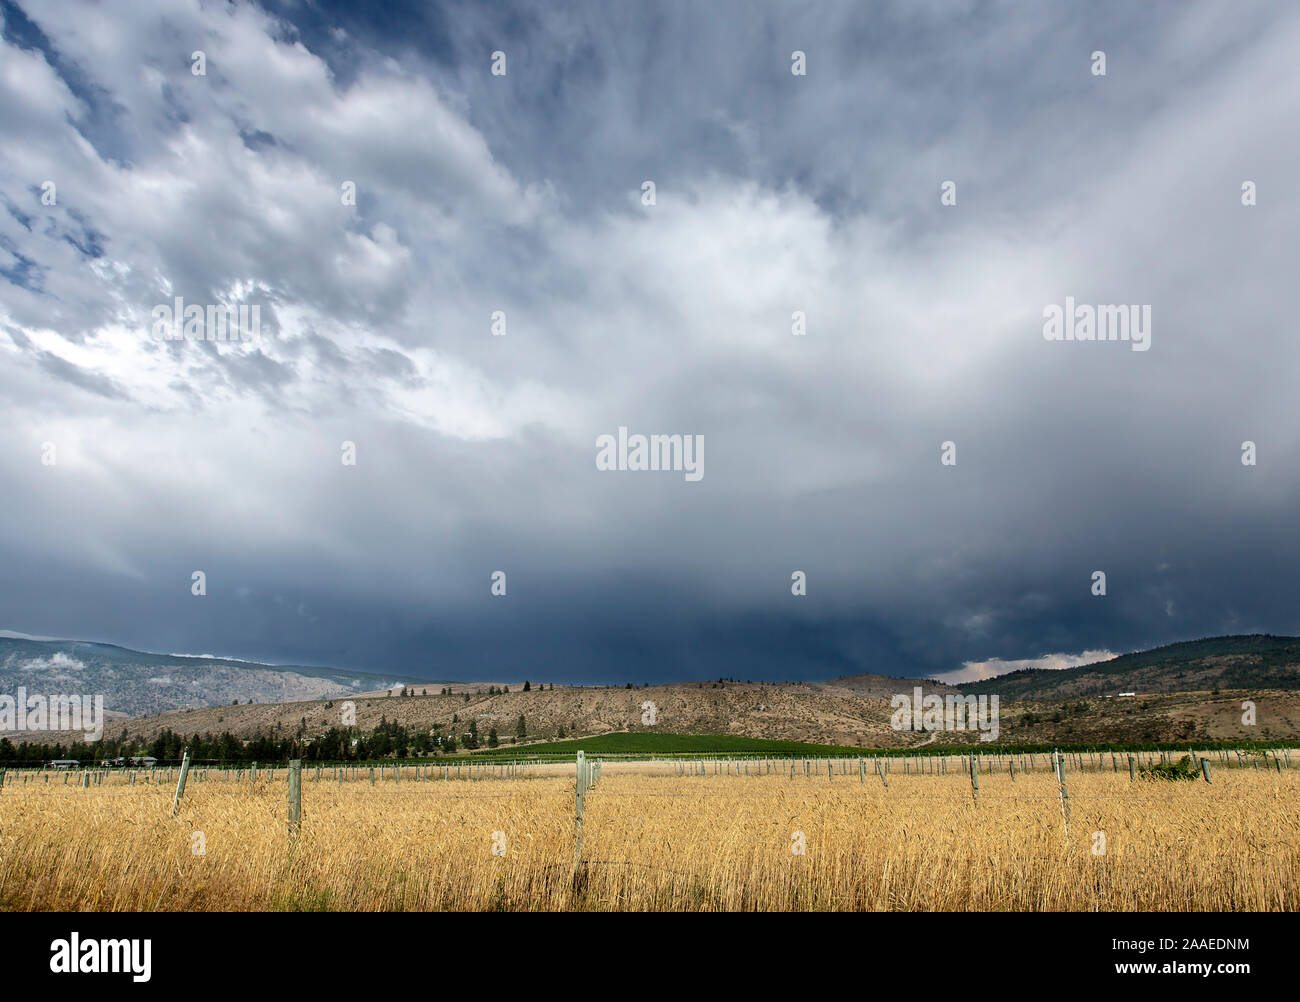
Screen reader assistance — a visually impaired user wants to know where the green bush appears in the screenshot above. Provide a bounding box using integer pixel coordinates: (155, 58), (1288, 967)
(1141, 754), (1200, 781)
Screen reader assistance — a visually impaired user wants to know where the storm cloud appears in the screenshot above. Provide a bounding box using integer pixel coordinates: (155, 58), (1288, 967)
(1, 0), (1297, 682)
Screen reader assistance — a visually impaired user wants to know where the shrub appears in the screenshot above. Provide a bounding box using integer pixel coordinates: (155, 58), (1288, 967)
(1141, 754), (1200, 781)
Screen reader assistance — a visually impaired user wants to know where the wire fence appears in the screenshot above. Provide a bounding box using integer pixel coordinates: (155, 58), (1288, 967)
(2, 745), (1294, 788)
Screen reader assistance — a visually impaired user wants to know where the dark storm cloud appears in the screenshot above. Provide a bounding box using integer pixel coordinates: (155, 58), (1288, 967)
(0, 0), (1296, 682)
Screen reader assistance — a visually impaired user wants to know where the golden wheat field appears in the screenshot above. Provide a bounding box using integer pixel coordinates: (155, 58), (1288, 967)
(1, 758), (1297, 911)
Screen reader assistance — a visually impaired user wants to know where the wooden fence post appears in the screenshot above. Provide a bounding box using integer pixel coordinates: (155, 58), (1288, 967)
(1054, 749), (1070, 829)
(574, 751), (586, 875)
(171, 748), (192, 815)
(288, 759), (302, 839)
(969, 754), (979, 804)
(1129, 755), (1136, 782)
(1199, 757), (1211, 784)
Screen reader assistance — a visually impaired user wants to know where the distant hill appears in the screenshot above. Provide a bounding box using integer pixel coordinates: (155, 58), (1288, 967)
(957, 634), (1300, 699)
(0, 637), (424, 718)
(8, 633), (1300, 750)
(54, 679), (916, 751)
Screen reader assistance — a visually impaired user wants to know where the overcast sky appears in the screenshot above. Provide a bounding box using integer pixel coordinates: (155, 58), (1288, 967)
(1, 0), (1297, 684)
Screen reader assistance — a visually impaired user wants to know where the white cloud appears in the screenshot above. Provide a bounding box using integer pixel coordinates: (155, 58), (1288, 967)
(936, 650), (1119, 685)
(18, 652), (88, 676)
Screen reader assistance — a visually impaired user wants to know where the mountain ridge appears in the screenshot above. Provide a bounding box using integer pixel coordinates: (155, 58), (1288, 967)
(956, 634), (1300, 698)
(0, 636), (427, 717)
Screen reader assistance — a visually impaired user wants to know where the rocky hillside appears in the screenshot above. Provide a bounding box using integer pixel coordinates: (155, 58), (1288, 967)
(0, 637), (421, 718)
(68, 682), (1300, 752)
(957, 635), (1300, 700)
(93, 680), (915, 749)
(9, 634), (1300, 751)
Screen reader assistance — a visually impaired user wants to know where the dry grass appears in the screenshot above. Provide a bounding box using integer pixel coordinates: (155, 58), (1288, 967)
(1, 761), (1296, 911)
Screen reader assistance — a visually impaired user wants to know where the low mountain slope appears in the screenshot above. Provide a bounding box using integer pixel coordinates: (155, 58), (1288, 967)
(0, 637), (422, 718)
(957, 635), (1300, 699)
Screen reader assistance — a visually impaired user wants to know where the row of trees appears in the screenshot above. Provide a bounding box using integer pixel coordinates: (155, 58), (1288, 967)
(0, 712), (533, 765)
(422, 681), (554, 696)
